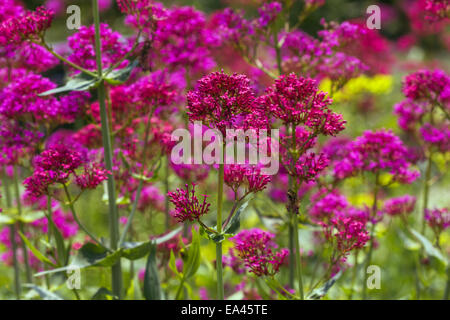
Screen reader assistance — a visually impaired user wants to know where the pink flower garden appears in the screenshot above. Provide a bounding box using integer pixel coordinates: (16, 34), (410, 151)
(0, 0), (449, 300)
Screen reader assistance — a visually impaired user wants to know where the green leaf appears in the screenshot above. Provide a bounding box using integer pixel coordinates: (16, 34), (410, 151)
(182, 227), (201, 279)
(398, 230), (420, 251)
(38, 72), (98, 96)
(307, 271), (342, 300)
(91, 287), (116, 300)
(169, 250), (182, 278)
(73, 243), (122, 268)
(0, 214), (15, 224)
(19, 232), (57, 267)
(47, 216), (67, 266)
(154, 227), (182, 245)
(131, 173), (157, 183)
(224, 198), (251, 235)
(34, 243), (121, 277)
(121, 227), (182, 260)
(409, 228), (448, 267)
(23, 284), (63, 300)
(104, 60), (138, 85)
(200, 225), (225, 243)
(122, 241), (152, 261)
(19, 211), (46, 223)
(143, 242), (161, 300)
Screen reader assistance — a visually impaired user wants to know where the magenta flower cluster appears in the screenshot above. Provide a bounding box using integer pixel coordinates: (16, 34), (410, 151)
(382, 195), (416, 217)
(0, 6), (53, 45)
(167, 183), (210, 223)
(228, 229), (288, 277)
(23, 145), (109, 198)
(321, 216), (370, 262)
(333, 129), (420, 184)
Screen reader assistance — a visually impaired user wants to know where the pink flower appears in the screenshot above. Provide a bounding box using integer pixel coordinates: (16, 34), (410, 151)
(420, 123), (450, 153)
(67, 23), (131, 72)
(23, 145), (108, 198)
(187, 71), (256, 134)
(394, 99), (425, 131)
(294, 152), (329, 183)
(168, 184), (210, 223)
(74, 163), (110, 190)
(0, 6), (54, 45)
(321, 216), (370, 262)
(424, 0), (450, 21)
(383, 195), (416, 217)
(332, 130), (420, 183)
(224, 164), (271, 197)
(229, 229), (288, 277)
(257, 2), (282, 28)
(403, 69), (450, 106)
(425, 208), (449, 234)
(261, 74), (345, 136)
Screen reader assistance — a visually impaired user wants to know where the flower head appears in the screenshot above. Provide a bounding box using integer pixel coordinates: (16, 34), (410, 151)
(261, 74), (345, 136)
(321, 216), (370, 262)
(187, 71), (256, 134)
(224, 164), (271, 196)
(403, 69), (450, 106)
(229, 229), (288, 277)
(383, 195), (416, 217)
(24, 145), (107, 198)
(168, 183), (210, 223)
(0, 6), (53, 45)
(333, 130), (420, 183)
(425, 208), (449, 234)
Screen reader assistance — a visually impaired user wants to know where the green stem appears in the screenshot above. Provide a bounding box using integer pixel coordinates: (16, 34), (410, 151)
(93, 0), (122, 299)
(216, 162), (224, 300)
(348, 250), (359, 300)
(421, 151), (433, 234)
(362, 172), (380, 300)
(3, 173), (20, 298)
(35, 40), (98, 78)
(118, 108), (155, 247)
(62, 184), (109, 251)
(444, 266), (450, 300)
(175, 277), (186, 300)
(164, 157), (171, 231)
(292, 211), (304, 299)
(13, 166), (32, 283)
(273, 32), (282, 76)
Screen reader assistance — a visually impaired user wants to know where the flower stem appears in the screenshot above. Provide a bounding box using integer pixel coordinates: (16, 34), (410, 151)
(118, 108), (155, 247)
(216, 162), (225, 300)
(33, 39), (98, 78)
(421, 151), (433, 234)
(62, 184), (110, 252)
(362, 171), (380, 299)
(348, 250), (359, 300)
(444, 266), (450, 300)
(13, 166), (32, 284)
(292, 210), (304, 299)
(2, 172), (21, 298)
(93, 0), (122, 299)
(164, 157), (171, 231)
